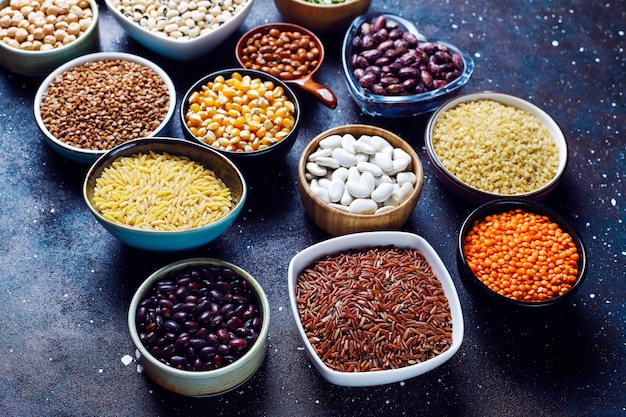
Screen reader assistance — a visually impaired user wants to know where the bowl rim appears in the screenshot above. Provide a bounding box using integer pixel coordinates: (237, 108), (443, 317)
(0, 0), (99, 56)
(128, 257), (270, 380)
(276, 0), (369, 8)
(34, 51), (176, 157)
(341, 12), (475, 105)
(103, 0), (255, 46)
(82, 136), (248, 235)
(297, 123), (423, 220)
(424, 90), (569, 200)
(287, 230), (464, 386)
(457, 199), (588, 308)
(180, 67), (301, 158)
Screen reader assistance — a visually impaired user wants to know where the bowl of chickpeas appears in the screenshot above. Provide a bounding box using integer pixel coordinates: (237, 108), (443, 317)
(425, 91), (569, 204)
(129, 257), (270, 396)
(34, 52), (177, 165)
(0, 0), (99, 77)
(103, 0), (254, 60)
(83, 137), (247, 252)
(273, 0), (371, 34)
(180, 68), (301, 167)
(458, 199), (587, 309)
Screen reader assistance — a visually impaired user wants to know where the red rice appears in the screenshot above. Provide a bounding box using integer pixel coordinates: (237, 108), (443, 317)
(296, 246), (453, 372)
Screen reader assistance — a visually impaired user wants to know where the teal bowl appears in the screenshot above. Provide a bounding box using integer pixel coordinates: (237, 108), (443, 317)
(83, 137), (247, 251)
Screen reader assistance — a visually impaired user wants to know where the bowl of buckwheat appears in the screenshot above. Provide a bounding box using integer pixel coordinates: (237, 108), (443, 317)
(0, 0), (100, 78)
(424, 91), (568, 204)
(342, 12), (474, 118)
(103, 0), (254, 60)
(288, 231), (464, 386)
(34, 52), (176, 165)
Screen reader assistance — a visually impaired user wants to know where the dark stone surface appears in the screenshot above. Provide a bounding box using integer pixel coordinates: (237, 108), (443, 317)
(0, 0), (624, 416)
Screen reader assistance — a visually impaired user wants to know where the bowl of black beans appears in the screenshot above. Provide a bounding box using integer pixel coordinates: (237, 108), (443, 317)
(128, 258), (270, 397)
(342, 12), (474, 118)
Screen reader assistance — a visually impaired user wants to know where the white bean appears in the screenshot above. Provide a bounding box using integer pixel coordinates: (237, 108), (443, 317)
(348, 198), (378, 214)
(331, 147), (357, 167)
(318, 134), (342, 149)
(345, 180), (371, 199)
(371, 182), (394, 203)
(327, 178), (345, 202)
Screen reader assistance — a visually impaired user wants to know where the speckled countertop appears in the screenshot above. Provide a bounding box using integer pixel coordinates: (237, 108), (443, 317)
(0, 0), (624, 416)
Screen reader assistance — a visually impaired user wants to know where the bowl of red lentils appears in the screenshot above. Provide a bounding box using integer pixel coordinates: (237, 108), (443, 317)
(128, 257), (270, 396)
(425, 91), (568, 204)
(34, 52), (177, 165)
(103, 0), (254, 60)
(83, 137), (247, 252)
(288, 231), (464, 386)
(0, 0), (99, 78)
(458, 199), (587, 309)
(180, 68), (301, 167)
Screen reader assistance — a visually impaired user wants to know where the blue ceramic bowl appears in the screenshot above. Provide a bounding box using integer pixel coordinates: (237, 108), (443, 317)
(341, 12), (474, 118)
(34, 52), (176, 165)
(83, 137), (247, 251)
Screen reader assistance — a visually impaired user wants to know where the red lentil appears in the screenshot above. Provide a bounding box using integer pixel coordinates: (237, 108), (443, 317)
(462, 208), (580, 302)
(296, 246), (452, 372)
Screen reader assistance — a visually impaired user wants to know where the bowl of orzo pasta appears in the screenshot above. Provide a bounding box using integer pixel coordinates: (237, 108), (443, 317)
(287, 231), (464, 386)
(83, 137), (247, 252)
(425, 91), (568, 204)
(34, 52), (176, 165)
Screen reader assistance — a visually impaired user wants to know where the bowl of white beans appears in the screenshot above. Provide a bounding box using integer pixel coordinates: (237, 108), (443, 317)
(0, 0), (99, 77)
(34, 52), (177, 165)
(180, 68), (301, 167)
(298, 124), (423, 236)
(103, 0), (254, 60)
(83, 137), (247, 252)
(424, 91), (568, 204)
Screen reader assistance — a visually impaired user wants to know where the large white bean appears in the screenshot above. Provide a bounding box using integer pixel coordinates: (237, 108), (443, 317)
(331, 147), (357, 167)
(371, 182), (394, 202)
(348, 198), (378, 214)
(345, 180), (371, 199)
(371, 152), (393, 173)
(327, 178), (345, 202)
(357, 161), (383, 177)
(318, 134), (342, 149)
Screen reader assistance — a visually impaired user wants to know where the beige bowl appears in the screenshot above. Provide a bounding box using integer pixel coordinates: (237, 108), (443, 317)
(128, 258), (270, 397)
(0, 0), (99, 78)
(273, 0), (371, 34)
(298, 124), (423, 236)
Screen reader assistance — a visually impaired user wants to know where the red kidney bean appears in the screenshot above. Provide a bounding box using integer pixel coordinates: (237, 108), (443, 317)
(349, 14), (465, 96)
(135, 264), (263, 371)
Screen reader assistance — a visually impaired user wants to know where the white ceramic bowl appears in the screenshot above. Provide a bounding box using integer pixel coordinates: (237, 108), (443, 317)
(34, 52), (176, 164)
(0, 0), (100, 77)
(287, 231), (464, 387)
(129, 258), (270, 396)
(425, 91), (568, 204)
(104, 0), (254, 60)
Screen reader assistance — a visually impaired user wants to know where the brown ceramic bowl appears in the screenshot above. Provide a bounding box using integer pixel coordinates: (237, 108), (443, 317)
(273, 0), (371, 34)
(235, 22), (337, 109)
(298, 124), (423, 236)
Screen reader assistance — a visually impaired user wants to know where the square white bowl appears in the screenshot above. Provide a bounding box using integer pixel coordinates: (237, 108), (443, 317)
(287, 231), (464, 387)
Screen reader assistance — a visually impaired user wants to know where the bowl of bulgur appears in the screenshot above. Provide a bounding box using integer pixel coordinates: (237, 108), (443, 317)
(458, 199), (587, 309)
(34, 52), (176, 165)
(287, 231), (464, 386)
(425, 91), (568, 204)
(103, 0), (254, 60)
(83, 137), (247, 252)
(0, 0), (99, 77)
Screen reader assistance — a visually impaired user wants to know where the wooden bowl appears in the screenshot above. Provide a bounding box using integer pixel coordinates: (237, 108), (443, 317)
(298, 124), (423, 236)
(273, 0), (371, 34)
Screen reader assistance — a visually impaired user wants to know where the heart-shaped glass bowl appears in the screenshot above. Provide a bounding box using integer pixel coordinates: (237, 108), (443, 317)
(342, 12), (474, 118)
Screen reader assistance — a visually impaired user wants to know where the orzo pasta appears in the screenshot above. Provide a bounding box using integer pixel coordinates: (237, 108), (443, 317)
(92, 151), (232, 231)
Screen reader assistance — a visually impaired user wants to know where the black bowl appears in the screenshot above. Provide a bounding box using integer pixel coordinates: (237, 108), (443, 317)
(180, 68), (301, 168)
(458, 200), (587, 309)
